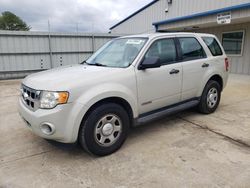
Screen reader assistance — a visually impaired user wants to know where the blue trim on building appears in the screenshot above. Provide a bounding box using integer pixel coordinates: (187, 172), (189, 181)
(109, 0), (159, 30)
(153, 2), (250, 28)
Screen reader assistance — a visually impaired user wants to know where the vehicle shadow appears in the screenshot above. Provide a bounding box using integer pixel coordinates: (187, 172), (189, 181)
(44, 108), (197, 157)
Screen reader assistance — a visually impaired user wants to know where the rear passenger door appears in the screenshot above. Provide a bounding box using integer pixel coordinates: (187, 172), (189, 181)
(177, 37), (208, 101)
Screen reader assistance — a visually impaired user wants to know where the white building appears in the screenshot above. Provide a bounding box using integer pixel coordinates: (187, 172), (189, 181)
(110, 0), (250, 75)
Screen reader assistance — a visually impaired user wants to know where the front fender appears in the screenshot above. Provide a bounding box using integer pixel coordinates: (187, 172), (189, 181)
(76, 83), (138, 116)
(70, 83), (138, 142)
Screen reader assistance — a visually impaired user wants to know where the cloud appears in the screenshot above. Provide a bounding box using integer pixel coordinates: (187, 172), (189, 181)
(0, 0), (153, 33)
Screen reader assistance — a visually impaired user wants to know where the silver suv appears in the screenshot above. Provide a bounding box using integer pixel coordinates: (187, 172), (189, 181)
(19, 32), (229, 156)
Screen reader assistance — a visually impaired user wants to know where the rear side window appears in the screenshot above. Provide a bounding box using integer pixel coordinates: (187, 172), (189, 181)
(179, 37), (206, 61)
(202, 37), (223, 56)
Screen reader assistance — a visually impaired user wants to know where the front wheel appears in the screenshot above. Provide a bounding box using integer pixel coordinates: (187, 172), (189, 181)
(198, 80), (221, 114)
(79, 103), (130, 156)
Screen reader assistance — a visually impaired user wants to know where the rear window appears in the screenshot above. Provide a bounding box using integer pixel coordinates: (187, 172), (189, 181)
(202, 37), (223, 56)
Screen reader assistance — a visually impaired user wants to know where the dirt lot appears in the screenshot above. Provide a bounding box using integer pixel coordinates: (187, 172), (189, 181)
(0, 74), (250, 188)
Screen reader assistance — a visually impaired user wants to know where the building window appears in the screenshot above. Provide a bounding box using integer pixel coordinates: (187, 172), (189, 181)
(202, 37), (223, 56)
(222, 31), (244, 56)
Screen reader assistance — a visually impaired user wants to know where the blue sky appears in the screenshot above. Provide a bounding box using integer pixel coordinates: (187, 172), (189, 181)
(0, 0), (152, 32)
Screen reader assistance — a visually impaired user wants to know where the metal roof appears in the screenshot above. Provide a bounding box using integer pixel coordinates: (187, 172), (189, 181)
(109, 0), (159, 30)
(153, 2), (250, 27)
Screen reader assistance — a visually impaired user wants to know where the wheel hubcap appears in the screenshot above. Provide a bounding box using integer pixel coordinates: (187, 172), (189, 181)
(102, 123), (114, 136)
(207, 87), (218, 108)
(94, 114), (122, 147)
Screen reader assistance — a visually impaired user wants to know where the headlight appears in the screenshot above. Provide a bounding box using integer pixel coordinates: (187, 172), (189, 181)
(40, 91), (69, 109)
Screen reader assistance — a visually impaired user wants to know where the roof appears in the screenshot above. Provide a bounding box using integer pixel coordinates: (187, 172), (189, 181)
(119, 32), (215, 40)
(153, 2), (250, 27)
(109, 0), (159, 30)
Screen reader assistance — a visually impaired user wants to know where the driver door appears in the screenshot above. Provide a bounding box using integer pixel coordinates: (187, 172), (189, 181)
(135, 37), (182, 115)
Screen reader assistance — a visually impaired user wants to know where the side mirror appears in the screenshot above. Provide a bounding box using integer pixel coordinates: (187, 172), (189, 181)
(138, 57), (161, 70)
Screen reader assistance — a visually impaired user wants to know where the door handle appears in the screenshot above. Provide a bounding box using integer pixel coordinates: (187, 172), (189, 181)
(169, 69), (180, 74)
(202, 63), (210, 68)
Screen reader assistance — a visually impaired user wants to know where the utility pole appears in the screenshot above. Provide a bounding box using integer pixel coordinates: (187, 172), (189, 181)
(91, 21), (95, 53)
(48, 20), (53, 69)
(76, 22), (80, 64)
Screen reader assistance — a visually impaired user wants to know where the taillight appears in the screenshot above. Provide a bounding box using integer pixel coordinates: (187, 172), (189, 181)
(225, 58), (229, 72)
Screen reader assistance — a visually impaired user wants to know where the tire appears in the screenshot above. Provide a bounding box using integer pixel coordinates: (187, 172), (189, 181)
(79, 103), (130, 156)
(198, 80), (221, 114)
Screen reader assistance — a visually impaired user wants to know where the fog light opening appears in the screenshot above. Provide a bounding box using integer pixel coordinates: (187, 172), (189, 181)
(40, 123), (55, 135)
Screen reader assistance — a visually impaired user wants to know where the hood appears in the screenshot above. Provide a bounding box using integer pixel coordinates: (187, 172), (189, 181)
(23, 64), (124, 91)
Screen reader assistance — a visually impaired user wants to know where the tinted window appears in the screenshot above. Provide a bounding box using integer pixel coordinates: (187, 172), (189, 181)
(222, 31), (244, 55)
(202, 37), (223, 56)
(179, 37), (206, 61)
(145, 38), (177, 65)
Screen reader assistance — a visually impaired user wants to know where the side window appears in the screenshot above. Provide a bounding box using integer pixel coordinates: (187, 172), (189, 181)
(179, 37), (206, 61)
(202, 37), (223, 56)
(145, 38), (177, 65)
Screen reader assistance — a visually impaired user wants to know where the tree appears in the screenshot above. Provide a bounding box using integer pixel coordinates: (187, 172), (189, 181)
(0, 11), (31, 31)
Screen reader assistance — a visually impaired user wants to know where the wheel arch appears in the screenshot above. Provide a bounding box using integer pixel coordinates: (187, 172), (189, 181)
(80, 97), (134, 128)
(197, 73), (224, 98)
(207, 74), (223, 90)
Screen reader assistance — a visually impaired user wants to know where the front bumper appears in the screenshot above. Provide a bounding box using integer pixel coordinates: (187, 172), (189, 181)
(18, 97), (86, 143)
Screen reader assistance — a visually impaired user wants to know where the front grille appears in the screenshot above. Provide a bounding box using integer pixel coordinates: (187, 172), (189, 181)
(21, 84), (41, 111)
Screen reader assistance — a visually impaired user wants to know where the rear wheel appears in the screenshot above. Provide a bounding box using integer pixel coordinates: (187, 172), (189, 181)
(79, 103), (129, 156)
(198, 80), (221, 114)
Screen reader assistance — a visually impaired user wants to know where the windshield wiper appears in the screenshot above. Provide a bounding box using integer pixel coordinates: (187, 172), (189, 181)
(81, 61), (107, 67)
(94, 63), (107, 67)
(80, 60), (89, 65)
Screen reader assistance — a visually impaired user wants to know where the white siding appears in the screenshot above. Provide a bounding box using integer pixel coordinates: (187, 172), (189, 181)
(111, 0), (168, 34)
(166, 0), (250, 18)
(110, 0), (250, 34)
(157, 8), (250, 31)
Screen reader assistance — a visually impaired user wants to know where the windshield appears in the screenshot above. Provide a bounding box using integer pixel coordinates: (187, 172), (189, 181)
(85, 38), (148, 68)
